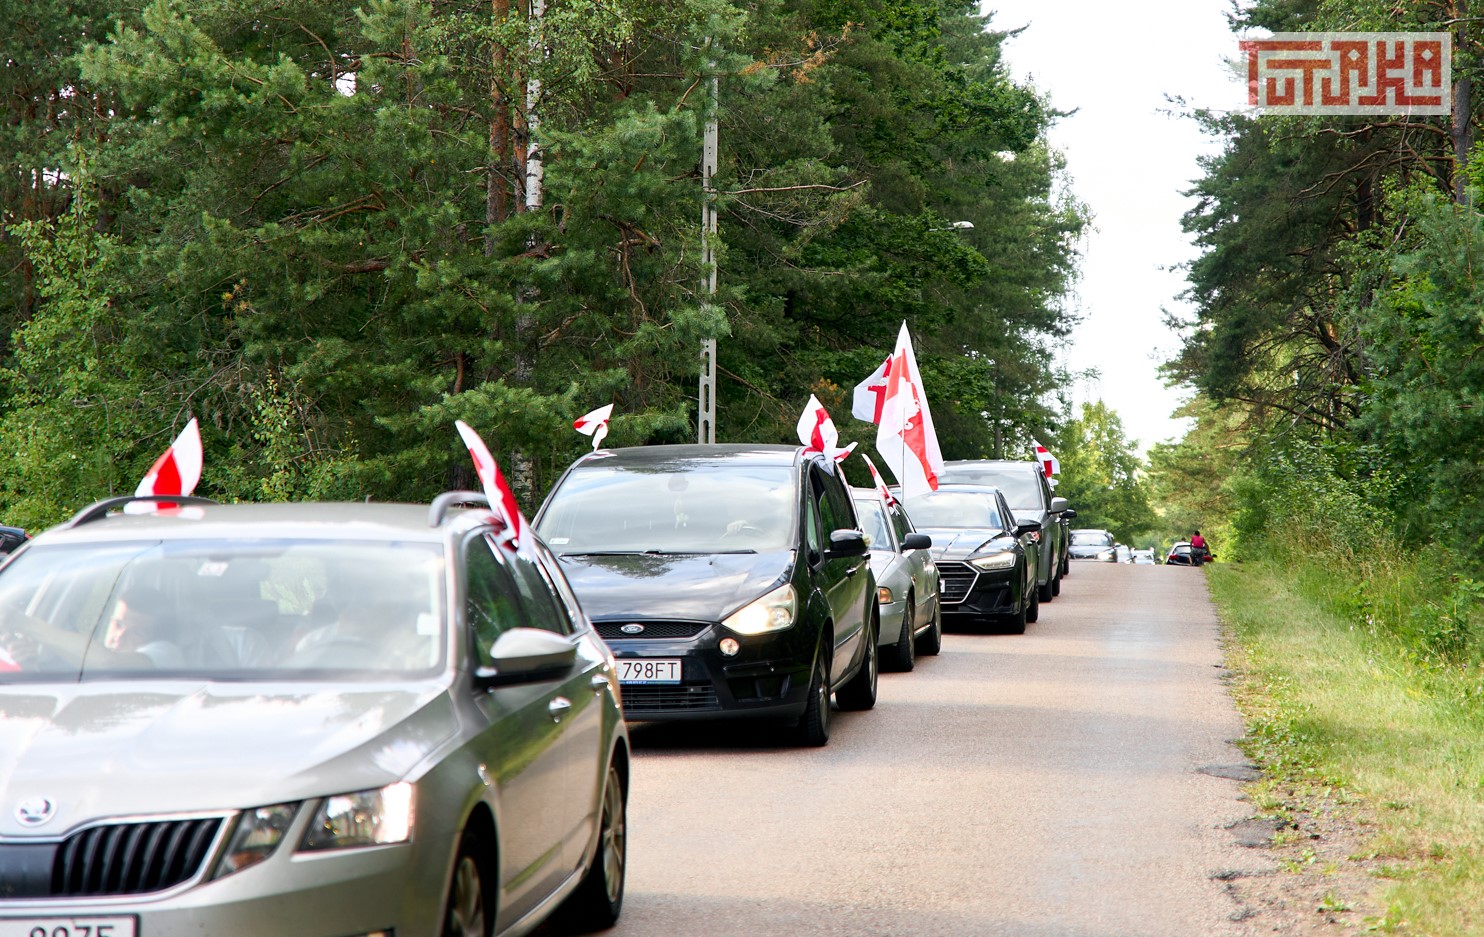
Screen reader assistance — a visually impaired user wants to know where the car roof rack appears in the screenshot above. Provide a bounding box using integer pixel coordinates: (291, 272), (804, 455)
(429, 491), (491, 528)
(64, 495), (220, 529)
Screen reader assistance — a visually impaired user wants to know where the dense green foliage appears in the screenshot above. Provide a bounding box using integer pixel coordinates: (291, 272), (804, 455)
(0, 0), (1085, 525)
(1168, 0), (1484, 567)
(1048, 400), (1153, 545)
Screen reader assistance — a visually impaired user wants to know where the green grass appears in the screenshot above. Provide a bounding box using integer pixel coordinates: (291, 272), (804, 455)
(1210, 560), (1484, 935)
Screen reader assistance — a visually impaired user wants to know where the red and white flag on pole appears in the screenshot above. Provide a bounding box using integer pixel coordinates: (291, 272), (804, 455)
(126, 418), (203, 513)
(875, 322), (944, 499)
(862, 454), (897, 507)
(852, 356), (893, 424)
(573, 403), (613, 451)
(0, 647), (20, 673)
(455, 420), (536, 559)
(796, 395), (856, 463)
(1033, 440), (1060, 479)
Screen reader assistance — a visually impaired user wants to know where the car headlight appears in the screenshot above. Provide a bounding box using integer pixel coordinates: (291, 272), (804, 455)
(212, 803), (298, 879)
(299, 782), (415, 851)
(722, 583), (797, 635)
(1098, 550), (1114, 560)
(970, 552), (1018, 570)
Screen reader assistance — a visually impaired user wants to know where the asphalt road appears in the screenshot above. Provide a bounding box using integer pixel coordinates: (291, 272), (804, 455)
(609, 562), (1270, 937)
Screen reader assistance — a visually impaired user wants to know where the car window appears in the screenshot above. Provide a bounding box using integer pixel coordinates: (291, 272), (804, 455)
(539, 461), (797, 553)
(811, 467), (854, 534)
(1072, 531), (1115, 546)
(803, 490), (824, 557)
(853, 498), (894, 552)
(938, 465), (1043, 509)
(501, 537), (573, 636)
(465, 536), (524, 666)
(900, 491), (1003, 530)
(889, 503), (912, 541)
(0, 540), (446, 681)
(537, 542), (589, 631)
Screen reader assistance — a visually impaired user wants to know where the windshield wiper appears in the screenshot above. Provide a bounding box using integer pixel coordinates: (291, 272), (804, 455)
(559, 550), (645, 557)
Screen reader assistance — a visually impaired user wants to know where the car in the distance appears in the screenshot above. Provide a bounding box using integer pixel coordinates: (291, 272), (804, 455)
(1069, 528), (1118, 562)
(1131, 549), (1158, 565)
(536, 444), (878, 747)
(852, 488), (941, 671)
(939, 460), (1070, 602)
(0, 525), (26, 557)
(0, 492), (628, 937)
(1165, 541), (1211, 566)
(898, 485), (1042, 634)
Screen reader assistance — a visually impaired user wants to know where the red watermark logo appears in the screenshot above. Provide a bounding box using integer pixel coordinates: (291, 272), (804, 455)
(1241, 33), (1451, 115)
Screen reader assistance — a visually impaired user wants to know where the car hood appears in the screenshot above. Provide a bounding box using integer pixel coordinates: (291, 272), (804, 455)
(0, 681), (456, 835)
(918, 529), (1004, 562)
(557, 551), (794, 622)
(867, 551), (908, 585)
(1069, 543), (1113, 555)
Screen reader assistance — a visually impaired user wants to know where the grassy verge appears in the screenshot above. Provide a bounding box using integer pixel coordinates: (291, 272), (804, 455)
(1210, 560), (1484, 935)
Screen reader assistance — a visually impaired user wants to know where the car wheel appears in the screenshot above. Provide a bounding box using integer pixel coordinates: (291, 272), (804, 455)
(551, 762), (627, 933)
(1037, 572), (1054, 603)
(836, 611), (878, 711)
(884, 598), (916, 672)
(1052, 570), (1062, 596)
(794, 648), (831, 747)
(1002, 572), (1028, 635)
(1026, 585), (1040, 623)
(443, 831), (491, 937)
(916, 599), (943, 656)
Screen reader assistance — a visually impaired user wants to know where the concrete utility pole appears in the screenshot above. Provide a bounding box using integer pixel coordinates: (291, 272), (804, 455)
(697, 49), (718, 445)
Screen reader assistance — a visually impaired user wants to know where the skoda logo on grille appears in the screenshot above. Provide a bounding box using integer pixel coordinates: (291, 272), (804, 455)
(15, 796), (57, 827)
(620, 623), (646, 635)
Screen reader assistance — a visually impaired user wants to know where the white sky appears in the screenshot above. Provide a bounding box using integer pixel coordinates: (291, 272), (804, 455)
(979, 0), (1246, 451)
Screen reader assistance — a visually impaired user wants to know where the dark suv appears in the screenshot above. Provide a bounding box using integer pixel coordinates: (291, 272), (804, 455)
(939, 460), (1072, 602)
(535, 444), (878, 746)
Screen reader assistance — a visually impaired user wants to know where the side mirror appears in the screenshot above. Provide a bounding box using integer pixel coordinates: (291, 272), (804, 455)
(1014, 519), (1043, 538)
(475, 628), (577, 687)
(1062, 508), (1078, 520)
(825, 529), (869, 559)
(900, 532), (932, 552)
(1050, 497), (1069, 514)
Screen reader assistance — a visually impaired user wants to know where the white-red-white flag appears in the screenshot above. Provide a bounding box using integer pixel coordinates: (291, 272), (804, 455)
(796, 395), (856, 463)
(126, 418), (203, 513)
(0, 647), (20, 673)
(874, 323), (944, 499)
(1033, 440), (1060, 479)
(852, 356), (892, 424)
(455, 420), (536, 559)
(573, 403), (613, 451)
(862, 454), (897, 507)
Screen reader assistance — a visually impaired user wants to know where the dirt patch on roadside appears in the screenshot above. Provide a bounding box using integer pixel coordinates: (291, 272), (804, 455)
(1218, 773), (1401, 934)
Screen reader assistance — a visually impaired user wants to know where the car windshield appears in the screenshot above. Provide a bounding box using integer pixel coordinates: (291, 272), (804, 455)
(539, 462), (797, 554)
(853, 499), (894, 552)
(0, 540), (445, 682)
(902, 492), (1003, 530)
(1072, 531), (1115, 546)
(938, 465), (1043, 509)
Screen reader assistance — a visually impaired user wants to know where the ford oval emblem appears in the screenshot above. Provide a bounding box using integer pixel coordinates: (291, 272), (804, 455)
(620, 623), (645, 635)
(15, 796), (56, 827)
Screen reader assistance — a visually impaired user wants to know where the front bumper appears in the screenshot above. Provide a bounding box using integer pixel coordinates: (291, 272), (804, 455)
(0, 830), (454, 937)
(936, 562), (1019, 620)
(596, 620), (815, 721)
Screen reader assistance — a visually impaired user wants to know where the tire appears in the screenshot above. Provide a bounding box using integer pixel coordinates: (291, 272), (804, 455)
(916, 599), (943, 656)
(836, 611), (878, 711)
(884, 598), (916, 672)
(443, 831), (492, 937)
(1051, 570), (1062, 597)
(1002, 570), (1028, 635)
(551, 762), (627, 933)
(1025, 587), (1040, 623)
(793, 649), (831, 747)
(1037, 570), (1054, 604)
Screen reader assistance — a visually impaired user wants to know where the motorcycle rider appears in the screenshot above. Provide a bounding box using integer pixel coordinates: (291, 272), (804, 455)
(1190, 530), (1210, 563)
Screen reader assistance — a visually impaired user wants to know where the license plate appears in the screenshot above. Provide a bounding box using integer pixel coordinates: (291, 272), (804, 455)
(617, 659), (682, 684)
(0, 918), (137, 937)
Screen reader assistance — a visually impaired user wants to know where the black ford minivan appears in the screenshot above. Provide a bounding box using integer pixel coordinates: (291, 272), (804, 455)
(535, 444), (878, 746)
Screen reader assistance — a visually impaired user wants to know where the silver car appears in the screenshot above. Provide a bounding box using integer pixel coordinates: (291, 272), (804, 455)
(0, 493), (628, 937)
(852, 490), (941, 671)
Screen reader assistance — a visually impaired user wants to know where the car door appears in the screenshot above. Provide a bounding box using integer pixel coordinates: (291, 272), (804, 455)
(809, 465), (868, 682)
(461, 533), (583, 926)
(890, 502), (937, 626)
(511, 546), (608, 875)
